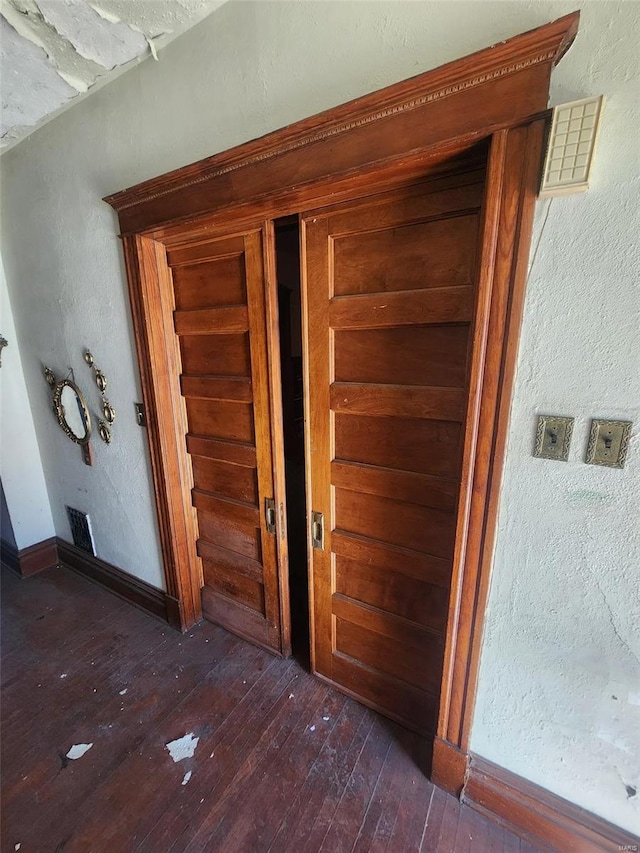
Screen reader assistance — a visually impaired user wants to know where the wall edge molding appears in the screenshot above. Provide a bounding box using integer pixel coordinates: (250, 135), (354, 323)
(462, 753), (640, 853)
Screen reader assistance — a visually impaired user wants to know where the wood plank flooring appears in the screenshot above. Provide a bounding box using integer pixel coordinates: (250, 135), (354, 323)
(1, 566), (540, 852)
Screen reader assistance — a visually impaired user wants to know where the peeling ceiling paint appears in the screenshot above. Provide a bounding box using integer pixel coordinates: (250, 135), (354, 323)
(0, 0), (226, 150)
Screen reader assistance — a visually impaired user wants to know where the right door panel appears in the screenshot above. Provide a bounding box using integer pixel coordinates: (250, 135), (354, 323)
(302, 169), (486, 734)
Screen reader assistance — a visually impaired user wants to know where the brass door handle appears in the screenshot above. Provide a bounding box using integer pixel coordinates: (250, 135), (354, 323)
(311, 511), (324, 550)
(265, 497), (277, 534)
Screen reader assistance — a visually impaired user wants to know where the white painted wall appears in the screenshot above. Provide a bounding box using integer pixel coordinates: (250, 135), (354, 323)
(0, 196), (165, 584)
(0, 259), (56, 549)
(0, 0), (638, 833)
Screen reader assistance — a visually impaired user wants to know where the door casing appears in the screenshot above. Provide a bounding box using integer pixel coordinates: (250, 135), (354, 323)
(106, 12), (579, 795)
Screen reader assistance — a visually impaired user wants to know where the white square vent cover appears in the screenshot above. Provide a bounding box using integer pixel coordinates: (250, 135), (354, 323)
(540, 95), (604, 197)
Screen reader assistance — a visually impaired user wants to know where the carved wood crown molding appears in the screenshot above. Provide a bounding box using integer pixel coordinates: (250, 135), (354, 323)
(104, 12), (579, 217)
(112, 51), (555, 213)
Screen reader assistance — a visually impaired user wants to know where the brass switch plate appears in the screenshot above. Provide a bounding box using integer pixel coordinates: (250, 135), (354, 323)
(586, 419), (632, 468)
(533, 415), (574, 461)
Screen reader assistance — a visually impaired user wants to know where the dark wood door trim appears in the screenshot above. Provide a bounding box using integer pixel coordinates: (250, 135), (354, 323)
(432, 119), (547, 793)
(122, 233), (203, 630)
(106, 12), (579, 783)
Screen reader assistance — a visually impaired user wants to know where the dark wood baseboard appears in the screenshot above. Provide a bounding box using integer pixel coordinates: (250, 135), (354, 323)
(431, 736), (469, 797)
(1, 537), (59, 577)
(463, 754), (640, 853)
(56, 539), (175, 627)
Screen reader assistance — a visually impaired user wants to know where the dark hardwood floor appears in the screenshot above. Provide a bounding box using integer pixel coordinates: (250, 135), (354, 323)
(1, 566), (541, 852)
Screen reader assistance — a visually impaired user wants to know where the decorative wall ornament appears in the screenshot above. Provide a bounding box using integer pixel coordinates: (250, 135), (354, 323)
(84, 349), (116, 444)
(98, 420), (112, 444)
(52, 379), (92, 445)
(95, 369), (108, 394)
(102, 400), (116, 424)
(43, 364), (94, 467)
(43, 365), (57, 388)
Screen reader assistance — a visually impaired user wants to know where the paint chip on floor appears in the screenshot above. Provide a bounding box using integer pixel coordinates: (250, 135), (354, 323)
(119, 688), (128, 695)
(60, 673), (68, 679)
(15, 844), (21, 851)
(289, 694), (294, 699)
(323, 716), (330, 721)
(66, 743), (93, 760)
(309, 725), (316, 732)
(166, 732), (199, 762)
(182, 771), (192, 785)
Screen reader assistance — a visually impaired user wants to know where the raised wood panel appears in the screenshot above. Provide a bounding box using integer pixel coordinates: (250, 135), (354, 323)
(331, 461), (459, 512)
(174, 306), (249, 335)
(170, 253), (246, 306)
(179, 333), (251, 377)
(326, 175), (485, 234)
(192, 490), (259, 528)
(185, 398), (254, 443)
(333, 214), (479, 295)
(330, 383), (466, 422)
(201, 559), (265, 614)
(335, 617), (443, 696)
(327, 653), (439, 735)
(335, 488), (456, 560)
(186, 434), (257, 468)
(196, 539), (264, 582)
(334, 325), (470, 388)
(332, 594), (442, 652)
(335, 413), (463, 478)
(180, 376), (252, 402)
(201, 586), (273, 651)
(192, 456), (258, 505)
(335, 556), (450, 632)
(170, 233), (243, 261)
(329, 286), (474, 330)
(332, 531), (452, 590)
(198, 511), (261, 563)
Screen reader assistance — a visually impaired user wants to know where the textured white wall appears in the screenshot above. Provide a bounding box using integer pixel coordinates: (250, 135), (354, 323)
(0, 260), (56, 549)
(0, 0), (638, 832)
(471, 3), (640, 829)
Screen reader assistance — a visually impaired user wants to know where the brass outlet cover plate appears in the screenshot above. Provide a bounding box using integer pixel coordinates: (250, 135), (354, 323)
(586, 419), (632, 468)
(534, 415), (574, 461)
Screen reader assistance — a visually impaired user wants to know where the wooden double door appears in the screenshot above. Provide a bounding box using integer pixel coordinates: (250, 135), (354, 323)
(166, 164), (486, 735)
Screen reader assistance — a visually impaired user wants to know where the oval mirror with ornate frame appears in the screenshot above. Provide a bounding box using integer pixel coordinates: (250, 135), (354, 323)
(53, 379), (92, 445)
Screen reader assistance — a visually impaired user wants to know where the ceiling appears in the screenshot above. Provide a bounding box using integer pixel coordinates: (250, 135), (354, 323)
(0, 0), (226, 151)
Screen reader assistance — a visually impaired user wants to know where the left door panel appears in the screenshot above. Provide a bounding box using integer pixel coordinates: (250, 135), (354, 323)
(166, 228), (289, 655)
